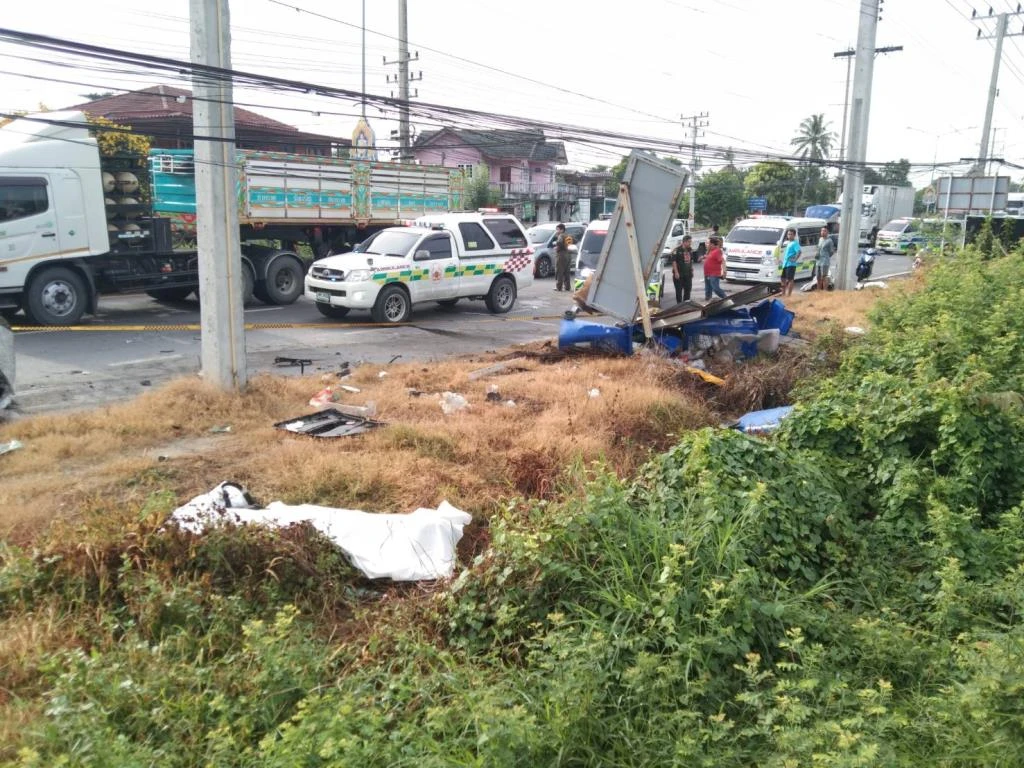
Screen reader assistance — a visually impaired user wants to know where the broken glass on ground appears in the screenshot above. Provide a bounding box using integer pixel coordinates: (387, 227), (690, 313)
(274, 408), (383, 438)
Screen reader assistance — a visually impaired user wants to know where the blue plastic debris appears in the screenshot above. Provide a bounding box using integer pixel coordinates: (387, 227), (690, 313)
(559, 319), (634, 355)
(735, 406), (795, 434)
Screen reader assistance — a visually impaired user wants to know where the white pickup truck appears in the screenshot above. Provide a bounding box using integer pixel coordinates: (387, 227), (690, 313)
(304, 211), (534, 323)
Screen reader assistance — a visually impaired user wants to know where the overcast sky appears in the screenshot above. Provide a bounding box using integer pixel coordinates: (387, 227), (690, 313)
(1, 0), (1021, 186)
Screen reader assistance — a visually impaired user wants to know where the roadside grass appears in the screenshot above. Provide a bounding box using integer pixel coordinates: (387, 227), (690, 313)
(0, 284), (895, 763)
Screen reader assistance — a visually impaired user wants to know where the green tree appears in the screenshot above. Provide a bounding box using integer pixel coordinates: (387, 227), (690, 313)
(791, 113), (835, 161)
(605, 155), (629, 198)
(464, 164), (497, 210)
(744, 161), (798, 215)
(1000, 217), (1018, 251)
(974, 216), (995, 257)
(864, 167), (885, 185)
(881, 159), (911, 186)
(695, 168), (746, 227)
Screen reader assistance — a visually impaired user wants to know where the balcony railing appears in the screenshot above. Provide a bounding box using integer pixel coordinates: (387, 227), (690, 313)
(489, 181), (583, 200)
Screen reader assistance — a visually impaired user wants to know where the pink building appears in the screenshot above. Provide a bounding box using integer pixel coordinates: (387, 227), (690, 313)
(413, 128), (573, 223)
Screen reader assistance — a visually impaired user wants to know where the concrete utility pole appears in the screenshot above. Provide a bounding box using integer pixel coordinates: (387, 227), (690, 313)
(681, 112), (708, 231)
(190, 0), (247, 390)
(836, 0), (880, 291)
(973, 9), (1023, 174)
(833, 44), (901, 198)
(384, 0), (421, 162)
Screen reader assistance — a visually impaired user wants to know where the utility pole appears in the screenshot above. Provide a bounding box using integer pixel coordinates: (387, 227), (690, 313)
(189, 0), (246, 390)
(681, 112), (708, 231)
(836, 0), (880, 291)
(973, 9), (1023, 175)
(384, 0), (421, 162)
(833, 44), (901, 198)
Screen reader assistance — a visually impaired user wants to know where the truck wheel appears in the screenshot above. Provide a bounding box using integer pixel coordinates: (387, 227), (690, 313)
(316, 303), (350, 319)
(372, 284), (411, 323)
(485, 275), (517, 314)
(535, 255), (553, 278)
(146, 287), (194, 303)
(25, 267), (87, 326)
(242, 265), (255, 306)
(262, 257), (304, 305)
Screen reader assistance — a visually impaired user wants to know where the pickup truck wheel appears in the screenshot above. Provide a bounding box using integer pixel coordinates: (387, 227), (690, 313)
(372, 284), (411, 323)
(535, 255), (553, 278)
(25, 267), (87, 326)
(485, 275), (517, 314)
(316, 303), (350, 319)
(437, 298), (459, 308)
(146, 287), (194, 303)
(263, 258), (304, 305)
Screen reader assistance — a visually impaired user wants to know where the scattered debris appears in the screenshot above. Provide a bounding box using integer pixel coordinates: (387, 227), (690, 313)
(169, 484), (471, 581)
(378, 371), (389, 378)
(440, 392), (469, 414)
(588, 388), (601, 398)
(140, 379), (152, 387)
(407, 388), (424, 397)
(504, 400), (517, 408)
(845, 326), (867, 335)
(274, 408), (382, 438)
(731, 405), (795, 435)
(856, 281), (888, 291)
(274, 356), (314, 374)
(340, 385), (361, 393)
(684, 366), (725, 386)
(209, 425), (232, 434)
(468, 358), (528, 381)
(0, 438), (23, 456)
(309, 386), (341, 408)
(485, 384), (502, 403)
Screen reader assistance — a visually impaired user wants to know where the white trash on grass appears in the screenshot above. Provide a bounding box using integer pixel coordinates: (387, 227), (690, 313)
(170, 482), (471, 581)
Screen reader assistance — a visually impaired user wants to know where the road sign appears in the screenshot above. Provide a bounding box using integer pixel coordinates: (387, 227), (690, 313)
(748, 196), (768, 211)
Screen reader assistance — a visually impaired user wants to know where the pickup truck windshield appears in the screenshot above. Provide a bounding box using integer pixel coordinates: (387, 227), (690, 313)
(363, 230), (422, 257)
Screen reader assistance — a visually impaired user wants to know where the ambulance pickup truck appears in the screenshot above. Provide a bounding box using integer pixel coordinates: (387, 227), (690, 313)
(305, 211), (534, 323)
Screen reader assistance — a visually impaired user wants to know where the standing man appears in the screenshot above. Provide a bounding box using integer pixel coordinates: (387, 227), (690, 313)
(703, 236), (727, 301)
(670, 235), (694, 303)
(780, 227), (801, 297)
(816, 227), (835, 291)
(553, 223), (571, 292)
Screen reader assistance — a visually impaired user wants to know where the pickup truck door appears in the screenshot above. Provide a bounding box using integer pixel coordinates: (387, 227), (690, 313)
(412, 232), (458, 300)
(0, 176), (58, 273)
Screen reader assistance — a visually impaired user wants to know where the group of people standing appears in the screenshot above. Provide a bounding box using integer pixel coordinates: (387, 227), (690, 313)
(667, 232), (727, 304)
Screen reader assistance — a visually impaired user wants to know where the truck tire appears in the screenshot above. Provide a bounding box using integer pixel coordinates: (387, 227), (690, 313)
(372, 284), (411, 323)
(25, 267), (87, 326)
(485, 275), (517, 314)
(242, 265), (255, 306)
(146, 287), (194, 303)
(316, 303), (350, 319)
(535, 254), (553, 278)
(262, 257), (304, 305)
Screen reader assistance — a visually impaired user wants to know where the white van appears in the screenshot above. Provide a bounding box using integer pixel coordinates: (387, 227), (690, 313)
(723, 216), (826, 283)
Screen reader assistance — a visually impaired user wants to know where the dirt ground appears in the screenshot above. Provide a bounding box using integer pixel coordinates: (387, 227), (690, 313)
(0, 286), (894, 546)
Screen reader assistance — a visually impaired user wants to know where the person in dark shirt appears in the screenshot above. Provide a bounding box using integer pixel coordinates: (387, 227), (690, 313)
(669, 235), (694, 303)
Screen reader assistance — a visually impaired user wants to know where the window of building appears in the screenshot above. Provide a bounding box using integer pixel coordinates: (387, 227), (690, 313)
(499, 166), (512, 183)
(456, 163), (474, 178)
(458, 222), (496, 251)
(0, 177), (48, 223)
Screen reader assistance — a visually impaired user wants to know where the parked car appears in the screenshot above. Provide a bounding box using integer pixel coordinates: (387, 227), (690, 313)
(526, 222), (587, 278)
(305, 212), (533, 323)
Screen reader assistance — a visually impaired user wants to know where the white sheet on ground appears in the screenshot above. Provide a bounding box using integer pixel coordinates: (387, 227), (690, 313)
(170, 483), (471, 581)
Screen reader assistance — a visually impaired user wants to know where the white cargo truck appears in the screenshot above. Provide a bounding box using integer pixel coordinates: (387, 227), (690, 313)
(860, 185), (915, 245)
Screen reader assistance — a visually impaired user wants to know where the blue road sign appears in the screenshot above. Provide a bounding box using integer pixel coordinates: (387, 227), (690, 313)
(748, 196), (768, 211)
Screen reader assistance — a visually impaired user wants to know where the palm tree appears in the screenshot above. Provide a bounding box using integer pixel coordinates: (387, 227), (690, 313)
(791, 114), (836, 160)
(791, 114), (836, 213)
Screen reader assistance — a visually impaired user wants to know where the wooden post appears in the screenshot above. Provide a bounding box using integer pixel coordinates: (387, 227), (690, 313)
(618, 182), (654, 340)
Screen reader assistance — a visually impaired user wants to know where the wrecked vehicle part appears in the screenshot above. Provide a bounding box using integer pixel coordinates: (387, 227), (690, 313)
(275, 408), (383, 438)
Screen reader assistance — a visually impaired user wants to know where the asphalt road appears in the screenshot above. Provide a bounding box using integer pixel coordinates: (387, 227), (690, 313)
(7, 251), (909, 415)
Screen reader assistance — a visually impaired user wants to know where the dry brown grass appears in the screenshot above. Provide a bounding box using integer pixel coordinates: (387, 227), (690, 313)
(785, 273), (922, 337)
(0, 284), (890, 546)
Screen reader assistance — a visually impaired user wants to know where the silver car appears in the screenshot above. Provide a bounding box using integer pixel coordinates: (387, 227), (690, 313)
(526, 223), (587, 278)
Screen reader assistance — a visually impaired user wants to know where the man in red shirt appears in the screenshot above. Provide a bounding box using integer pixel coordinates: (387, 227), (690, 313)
(703, 236), (727, 301)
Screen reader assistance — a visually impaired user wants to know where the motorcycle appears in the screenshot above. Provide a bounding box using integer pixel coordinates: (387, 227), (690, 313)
(856, 249), (876, 282)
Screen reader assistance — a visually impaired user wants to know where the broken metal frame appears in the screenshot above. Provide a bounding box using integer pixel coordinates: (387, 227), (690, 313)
(618, 182), (655, 340)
